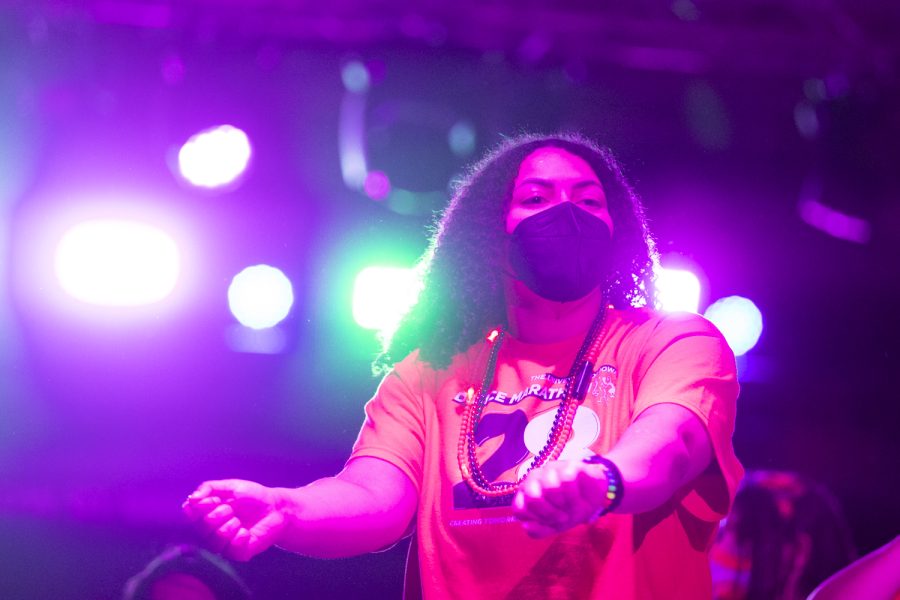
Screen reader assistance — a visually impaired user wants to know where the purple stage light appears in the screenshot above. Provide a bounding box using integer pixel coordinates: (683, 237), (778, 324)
(227, 265), (294, 329)
(54, 219), (180, 307)
(363, 170), (391, 201)
(798, 197), (871, 244)
(703, 295), (763, 356)
(177, 125), (252, 189)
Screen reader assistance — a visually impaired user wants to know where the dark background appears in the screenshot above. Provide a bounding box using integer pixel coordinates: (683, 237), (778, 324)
(0, 1), (898, 598)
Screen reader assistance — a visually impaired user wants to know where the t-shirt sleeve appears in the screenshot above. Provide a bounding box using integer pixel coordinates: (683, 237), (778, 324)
(631, 312), (743, 522)
(348, 352), (427, 495)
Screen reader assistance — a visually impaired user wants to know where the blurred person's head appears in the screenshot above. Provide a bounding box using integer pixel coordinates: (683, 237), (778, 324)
(123, 544), (251, 600)
(711, 470), (856, 600)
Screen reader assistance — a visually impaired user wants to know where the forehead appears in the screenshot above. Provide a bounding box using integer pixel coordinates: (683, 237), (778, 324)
(514, 146), (600, 185)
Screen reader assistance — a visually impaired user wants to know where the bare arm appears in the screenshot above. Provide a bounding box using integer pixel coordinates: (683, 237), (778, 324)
(807, 536), (900, 600)
(605, 402), (712, 513)
(184, 456), (417, 560)
(513, 403), (713, 537)
(276, 456), (418, 557)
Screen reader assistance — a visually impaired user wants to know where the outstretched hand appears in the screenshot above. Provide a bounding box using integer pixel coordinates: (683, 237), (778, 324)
(512, 460), (610, 538)
(182, 479), (286, 561)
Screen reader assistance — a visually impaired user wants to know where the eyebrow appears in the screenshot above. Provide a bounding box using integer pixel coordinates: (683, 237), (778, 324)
(515, 178), (603, 190)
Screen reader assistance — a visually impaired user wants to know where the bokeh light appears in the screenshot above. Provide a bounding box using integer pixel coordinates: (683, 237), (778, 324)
(341, 60), (371, 93)
(228, 264), (294, 329)
(448, 120), (476, 157)
(352, 266), (422, 332)
(54, 219), (180, 307)
(225, 324), (287, 355)
(798, 196), (871, 244)
(177, 125), (252, 189)
(656, 266), (701, 313)
(703, 295), (764, 356)
(363, 170), (391, 200)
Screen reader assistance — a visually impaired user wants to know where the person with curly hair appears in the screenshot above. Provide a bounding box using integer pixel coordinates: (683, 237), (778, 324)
(711, 470), (857, 600)
(184, 133), (743, 599)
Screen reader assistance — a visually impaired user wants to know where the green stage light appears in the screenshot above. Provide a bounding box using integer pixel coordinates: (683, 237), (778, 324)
(352, 266), (422, 332)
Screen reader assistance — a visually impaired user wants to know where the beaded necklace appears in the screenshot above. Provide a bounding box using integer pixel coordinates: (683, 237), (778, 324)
(457, 298), (610, 499)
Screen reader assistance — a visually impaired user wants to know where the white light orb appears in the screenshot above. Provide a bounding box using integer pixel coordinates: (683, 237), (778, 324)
(178, 125), (252, 189)
(704, 295), (764, 356)
(228, 265), (294, 329)
(54, 219), (180, 307)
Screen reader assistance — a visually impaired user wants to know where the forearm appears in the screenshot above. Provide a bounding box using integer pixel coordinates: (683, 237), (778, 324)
(808, 536), (900, 600)
(273, 459), (417, 559)
(271, 480), (401, 557)
(604, 403), (712, 514)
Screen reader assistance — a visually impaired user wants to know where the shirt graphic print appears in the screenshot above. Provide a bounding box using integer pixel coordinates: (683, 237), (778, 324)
(451, 364), (618, 510)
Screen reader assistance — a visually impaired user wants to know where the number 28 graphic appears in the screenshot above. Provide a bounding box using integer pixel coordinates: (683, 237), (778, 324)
(452, 406), (601, 509)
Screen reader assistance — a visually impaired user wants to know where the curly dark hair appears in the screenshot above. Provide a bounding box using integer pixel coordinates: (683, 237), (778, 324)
(719, 470), (856, 600)
(373, 132), (658, 375)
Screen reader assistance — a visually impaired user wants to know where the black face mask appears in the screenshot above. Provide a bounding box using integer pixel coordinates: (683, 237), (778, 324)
(508, 202), (612, 302)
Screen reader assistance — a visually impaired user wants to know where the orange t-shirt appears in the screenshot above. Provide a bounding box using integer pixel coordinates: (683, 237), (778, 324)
(350, 308), (743, 600)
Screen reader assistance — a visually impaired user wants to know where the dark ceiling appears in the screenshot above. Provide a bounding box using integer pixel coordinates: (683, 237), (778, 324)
(24, 0), (900, 76)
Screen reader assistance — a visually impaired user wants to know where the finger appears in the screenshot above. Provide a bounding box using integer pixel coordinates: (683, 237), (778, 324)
(197, 480), (244, 501)
(182, 483), (214, 516)
(575, 468), (609, 513)
(576, 466), (615, 524)
(185, 484), (211, 503)
(182, 496), (222, 521)
(512, 485), (570, 523)
(201, 503), (235, 537)
(560, 463), (602, 517)
(519, 519), (559, 539)
(181, 498), (197, 519)
(245, 509), (284, 555)
(207, 516), (243, 554)
(223, 529), (254, 562)
(514, 497), (576, 532)
(538, 478), (579, 514)
(534, 468), (570, 511)
(512, 491), (540, 521)
(516, 478), (572, 526)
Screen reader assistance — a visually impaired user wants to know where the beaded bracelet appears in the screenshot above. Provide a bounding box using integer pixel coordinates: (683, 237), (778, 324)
(583, 454), (624, 521)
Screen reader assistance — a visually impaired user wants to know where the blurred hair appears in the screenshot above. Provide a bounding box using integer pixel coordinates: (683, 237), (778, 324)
(123, 544), (252, 600)
(719, 470), (857, 600)
(373, 132), (657, 375)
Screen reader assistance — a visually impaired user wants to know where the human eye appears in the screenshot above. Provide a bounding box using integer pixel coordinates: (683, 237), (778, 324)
(579, 198), (605, 209)
(519, 194), (546, 206)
